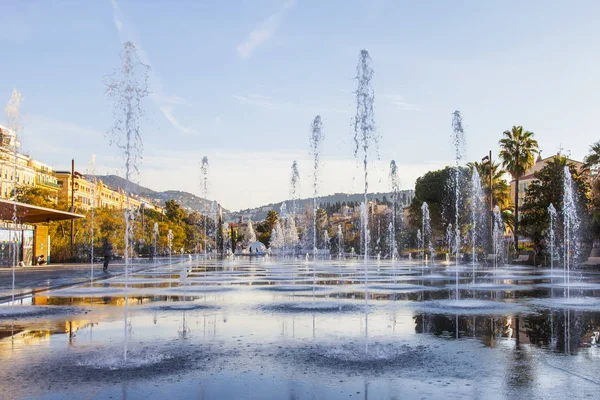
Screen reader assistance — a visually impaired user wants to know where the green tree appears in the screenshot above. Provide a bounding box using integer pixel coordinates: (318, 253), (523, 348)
(164, 199), (187, 225)
(520, 156), (591, 258)
(265, 210), (279, 232)
(583, 141), (600, 241)
(13, 186), (59, 209)
(591, 180), (600, 241)
(468, 161), (514, 234)
(583, 140), (600, 180)
(499, 126), (539, 252)
(468, 161), (511, 210)
(408, 166), (469, 242)
(316, 207), (328, 229)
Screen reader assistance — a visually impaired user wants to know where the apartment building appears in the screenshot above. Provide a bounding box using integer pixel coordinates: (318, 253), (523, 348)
(0, 125), (60, 199)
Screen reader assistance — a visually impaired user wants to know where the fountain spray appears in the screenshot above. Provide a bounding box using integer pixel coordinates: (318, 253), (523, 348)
(451, 111), (465, 300)
(201, 156), (209, 257)
(421, 202), (435, 265)
(548, 204), (557, 272)
(492, 206), (504, 269)
(337, 224), (344, 260)
(5, 89), (21, 305)
(167, 229), (174, 289)
(563, 166), (580, 299)
(310, 116), (324, 259)
(105, 41), (150, 361)
(152, 222), (159, 268)
(470, 168), (485, 284)
(353, 49), (378, 260)
(88, 154), (97, 287)
(389, 160), (399, 259)
(290, 161), (300, 258)
(353, 49), (378, 354)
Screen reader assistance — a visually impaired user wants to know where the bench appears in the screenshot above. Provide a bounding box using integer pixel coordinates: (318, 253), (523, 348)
(515, 254), (529, 263)
(584, 257), (600, 266)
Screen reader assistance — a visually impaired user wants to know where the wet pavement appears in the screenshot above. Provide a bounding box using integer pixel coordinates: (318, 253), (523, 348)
(0, 257), (175, 301)
(1, 257), (600, 399)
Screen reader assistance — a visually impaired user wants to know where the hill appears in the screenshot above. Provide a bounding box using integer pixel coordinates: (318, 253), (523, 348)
(225, 190), (414, 222)
(92, 175), (226, 214)
(92, 175), (412, 221)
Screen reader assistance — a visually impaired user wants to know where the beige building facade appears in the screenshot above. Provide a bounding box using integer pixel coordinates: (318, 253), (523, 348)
(509, 154), (585, 206)
(55, 170), (163, 213)
(0, 125), (60, 200)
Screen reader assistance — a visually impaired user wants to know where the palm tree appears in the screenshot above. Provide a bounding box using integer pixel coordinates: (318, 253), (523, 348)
(583, 140), (600, 181)
(499, 126), (539, 252)
(468, 161), (511, 210)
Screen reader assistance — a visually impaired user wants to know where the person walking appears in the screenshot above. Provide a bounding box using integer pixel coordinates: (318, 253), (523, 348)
(102, 238), (113, 273)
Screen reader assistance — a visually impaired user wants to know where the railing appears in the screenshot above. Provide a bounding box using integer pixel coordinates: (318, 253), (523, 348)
(38, 180), (61, 189)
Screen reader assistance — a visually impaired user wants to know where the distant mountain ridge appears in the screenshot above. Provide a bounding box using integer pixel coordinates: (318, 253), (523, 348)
(92, 175), (413, 222)
(226, 190), (415, 222)
(92, 175), (226, 214)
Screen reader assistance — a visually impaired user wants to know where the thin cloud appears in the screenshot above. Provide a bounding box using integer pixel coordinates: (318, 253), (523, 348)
(158, 103), (194, 134)
(237, 0), (296, 59)
(110, 0), (196, 134)
(383, 93), (420, 111)
(232, 94), (282, 109)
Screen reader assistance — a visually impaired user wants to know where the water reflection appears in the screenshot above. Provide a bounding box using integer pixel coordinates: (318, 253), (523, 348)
(414, 310), (600, 354)
(2, 259), (600, 399)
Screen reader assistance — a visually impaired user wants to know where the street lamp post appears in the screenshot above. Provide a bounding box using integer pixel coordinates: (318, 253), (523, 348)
(482, 151), (493, 255)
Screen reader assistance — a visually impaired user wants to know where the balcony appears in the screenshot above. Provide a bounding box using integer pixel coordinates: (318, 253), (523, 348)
(38, 180), (62, 189)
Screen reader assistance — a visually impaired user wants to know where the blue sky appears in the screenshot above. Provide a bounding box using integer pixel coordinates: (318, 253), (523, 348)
(1, 0), (599, 211)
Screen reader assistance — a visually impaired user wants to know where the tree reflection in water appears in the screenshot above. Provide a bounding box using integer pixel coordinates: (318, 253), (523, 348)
(413, 310), (600, 354)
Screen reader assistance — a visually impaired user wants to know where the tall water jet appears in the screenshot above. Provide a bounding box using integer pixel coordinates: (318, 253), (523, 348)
(322, 229), (330, 258)
(222, 222), (230, 257)
(285, 213), (299, 256)
(290, 160), (300, 218)
(451, 111), (465, 267)
(445, 223), (455, 259)
(167, 229), (174, 287)
(416, 229), (423, 264)
(387, 222), (396, 259)
(492, 206), (505, 268)
(309, 116), (324, 259)
(353, 49), (378, 355)
(360, 201), (370, 352)
(290, 161), (300, 257)
(246, 219), (256, 243)
(470, 168), (485, 282)
(279, 202), (288, 256)
(210, 200), (218, 256)
(421, 202), (435, 265)
(389, 161), (400, 259)
(5, 89), (21, 305)
(451, 111), (465, 301)
(337, 224), (344, 259)
(105, 42), (150, 361)
(353, 49), (378, 261)
(548, 204), (557, 271)
(387, 221), (397, 276)
(270, 221), (284, 253)
(563, 166), (580, 299)
(200, 156), (209, 257)
(152, 222), (159, 267)
(87, 154), (97, 286)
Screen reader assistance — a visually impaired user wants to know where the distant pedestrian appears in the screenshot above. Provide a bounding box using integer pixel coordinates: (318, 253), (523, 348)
(102, 238), (113, 273)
